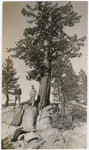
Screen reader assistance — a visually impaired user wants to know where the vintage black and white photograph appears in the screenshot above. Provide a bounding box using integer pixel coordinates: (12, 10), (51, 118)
(1, 1), (87, 149)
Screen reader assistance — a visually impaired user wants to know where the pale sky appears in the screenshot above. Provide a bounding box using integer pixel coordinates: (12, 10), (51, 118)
(2, 1), (88, 103)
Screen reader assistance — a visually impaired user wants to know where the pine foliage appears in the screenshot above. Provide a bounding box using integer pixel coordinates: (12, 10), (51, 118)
(2, 56), (19, 96)
(78, 69), (87, 104)
(7, 2), (86, 82)
(52, 57), (79, 103)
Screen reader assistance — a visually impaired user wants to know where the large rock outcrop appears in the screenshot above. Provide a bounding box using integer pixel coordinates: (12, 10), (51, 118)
(36, 105), (53, 131)
(1, 103), (87, 149)
(2, 106), (14, 125)
(40, 134), (63, 149)
(41, 128), (62, 139)
(24, 132), (40, 143)
(11, 107), (24, 126)
(2, 124), (23, 149)
(21, 106), (37, 131)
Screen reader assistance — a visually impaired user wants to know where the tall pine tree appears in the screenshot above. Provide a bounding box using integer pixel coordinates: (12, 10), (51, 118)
(78, 69), (87, 104)
(8, 2), (86, 110)
(2, 57), (19, 107)
(52, 57), (79, 116)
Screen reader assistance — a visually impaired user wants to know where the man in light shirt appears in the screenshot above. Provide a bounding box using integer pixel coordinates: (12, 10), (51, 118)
(30, 85), (37, 106)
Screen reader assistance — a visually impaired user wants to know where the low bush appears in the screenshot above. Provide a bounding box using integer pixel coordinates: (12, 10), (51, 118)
(69, 105), (87, 122)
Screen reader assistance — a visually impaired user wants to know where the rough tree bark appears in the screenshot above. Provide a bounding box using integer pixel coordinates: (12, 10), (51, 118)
(61, 97), (65, 117)
(38, 53), (51, 110)
(5, 93), (9, 107)
(59, 79), (66, 117)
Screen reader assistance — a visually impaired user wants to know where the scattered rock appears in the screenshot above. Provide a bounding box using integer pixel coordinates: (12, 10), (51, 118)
(8, 126), (23, 140)
(2, 123), (11, 148)
(51, 140), (64, 149)
(28, 140), (46, 149)
(36, 109), (52, 131)
(1, 104), (87, 149)
(17, 134), (24, 141)
(11, 107), (24, 126)
(22, 140), (37, 149)
(8, 142), (21, 149)
(21, 127), (36, 133)
(1, 136), (11, 149)
(37, 111), (50, 121)
(1, 123), (9, 139)
(2, 141), (21, 149)
(40, 134), (59, 149)
(39, 105), (53, 114)
(36, 117), (52, 131)
(2, 125), (23, 149)
(2, 109), (14, 125)
(24, 132), (40, 143)
(2, 106), (14, 113)
(17, 140), (25, 148)
(2, 125), (23, 141)
(42, 105), (53, 112)
(23, 103), (29, 110)
(49, 108), (53, 114)
(15, 104), (20, 109)
(41, 128), (61, 139)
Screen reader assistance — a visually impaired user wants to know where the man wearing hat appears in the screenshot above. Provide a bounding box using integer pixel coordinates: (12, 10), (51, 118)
(14, 84), (22, 108)
(29, 85), (37, 107)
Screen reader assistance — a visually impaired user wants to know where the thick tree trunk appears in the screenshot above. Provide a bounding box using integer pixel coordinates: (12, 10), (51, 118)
(38, 54), (51, 110)
(61, 98), (65, 117)
(60, 79), (66, 117)
(5, 94), (9, 107)
(38, 72), (51, 110)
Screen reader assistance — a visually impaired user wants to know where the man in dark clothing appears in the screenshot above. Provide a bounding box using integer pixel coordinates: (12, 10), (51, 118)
(14, 84), (22, 108)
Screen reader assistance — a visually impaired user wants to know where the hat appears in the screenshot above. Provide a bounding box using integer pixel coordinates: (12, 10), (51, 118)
(31, 85), (34, 87)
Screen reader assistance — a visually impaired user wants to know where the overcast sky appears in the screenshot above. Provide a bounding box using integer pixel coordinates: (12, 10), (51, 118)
(2, 1), (88, 103)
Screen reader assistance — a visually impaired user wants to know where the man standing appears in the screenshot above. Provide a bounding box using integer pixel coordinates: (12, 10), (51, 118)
(14, 84), (22, 108)
(30, 85), (37, 106)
